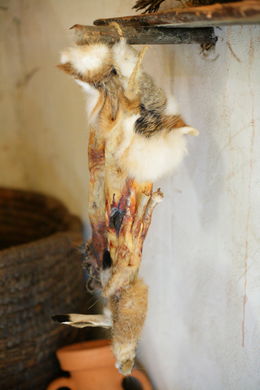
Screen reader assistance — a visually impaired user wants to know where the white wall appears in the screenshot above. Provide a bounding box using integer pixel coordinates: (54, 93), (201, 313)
(1, 1), (259, 389)
(140, 26), (260, 390)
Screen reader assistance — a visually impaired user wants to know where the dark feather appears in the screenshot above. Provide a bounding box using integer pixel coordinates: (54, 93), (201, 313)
(133, 0), (164, 13)
(133, 0), (241, 14)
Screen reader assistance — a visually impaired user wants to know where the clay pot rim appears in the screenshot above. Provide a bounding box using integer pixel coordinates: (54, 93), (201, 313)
(57, 339), (114, 371)
(58, 339), (111, 352)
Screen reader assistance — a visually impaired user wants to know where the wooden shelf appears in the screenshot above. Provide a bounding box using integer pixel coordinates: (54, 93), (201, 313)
(73, 1), (260, 46)
(94, 1), (260, 28)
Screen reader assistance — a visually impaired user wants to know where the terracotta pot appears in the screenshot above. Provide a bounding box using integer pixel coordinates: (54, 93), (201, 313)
(47, 339), (152, 390)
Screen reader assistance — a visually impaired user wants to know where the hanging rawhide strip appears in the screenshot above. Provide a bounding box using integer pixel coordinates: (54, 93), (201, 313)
(54, 24), (198, 375)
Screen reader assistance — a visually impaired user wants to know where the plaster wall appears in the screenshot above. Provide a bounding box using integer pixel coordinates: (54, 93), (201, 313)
(0, 1), (259, 389)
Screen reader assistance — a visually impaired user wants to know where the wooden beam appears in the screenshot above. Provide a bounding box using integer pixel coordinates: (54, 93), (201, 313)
(71, 24), (217, 45)
(94, 0), (260, 28)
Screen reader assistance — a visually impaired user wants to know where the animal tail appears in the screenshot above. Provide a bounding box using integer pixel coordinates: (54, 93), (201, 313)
(52, 313), (111, 328)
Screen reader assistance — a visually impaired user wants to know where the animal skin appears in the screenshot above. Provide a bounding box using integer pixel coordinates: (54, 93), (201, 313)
(59, 39), (198, 183)
(54, 37), (198, 375)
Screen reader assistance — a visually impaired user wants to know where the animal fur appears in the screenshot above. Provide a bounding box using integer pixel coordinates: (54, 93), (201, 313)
(54, 278), (148, 374)
(60, 38), (198, 183)
(55, 37), (198, 374)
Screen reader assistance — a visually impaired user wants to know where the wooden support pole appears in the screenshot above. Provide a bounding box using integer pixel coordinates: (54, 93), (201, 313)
(72, 24), (217, 45)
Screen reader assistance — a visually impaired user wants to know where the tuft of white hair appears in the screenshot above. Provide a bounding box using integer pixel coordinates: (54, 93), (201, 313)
(121, 127), (198, 183)
(112, 39), (139, 80)
(60, 44), (111, 75)
(165, 94), (180, 116)
(75, 80), (100, 119)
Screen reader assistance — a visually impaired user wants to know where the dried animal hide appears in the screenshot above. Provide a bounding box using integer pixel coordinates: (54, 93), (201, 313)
(54, 37), (198, 374)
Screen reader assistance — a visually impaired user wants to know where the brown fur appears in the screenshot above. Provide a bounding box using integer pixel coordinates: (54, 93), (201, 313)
(111, 279), (148, 374)
(57, 62), (114, 85)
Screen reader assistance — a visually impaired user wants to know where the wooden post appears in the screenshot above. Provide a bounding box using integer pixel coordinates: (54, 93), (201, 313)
(71, 24), (217, 45)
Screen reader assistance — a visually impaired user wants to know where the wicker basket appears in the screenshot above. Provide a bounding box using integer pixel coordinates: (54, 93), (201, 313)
(0, 188), (88, 390)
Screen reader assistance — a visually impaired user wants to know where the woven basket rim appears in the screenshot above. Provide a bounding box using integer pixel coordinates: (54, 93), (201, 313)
(0, 230), (81, 256)
(0, 187), (82, 256)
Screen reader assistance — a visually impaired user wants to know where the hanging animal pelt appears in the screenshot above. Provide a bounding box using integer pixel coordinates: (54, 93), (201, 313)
(53, 33), (198, 375)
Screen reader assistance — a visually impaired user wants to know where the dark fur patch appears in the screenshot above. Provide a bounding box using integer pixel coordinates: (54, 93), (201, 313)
(111, 67), (117, 75)
(52, 314), (70, 323)
(103, 250), (112, 269)
(109, 207), (125, 235)
(122, 376), (143, 390)
(57, 62), (115, 86)
(135, 105), (162, 137)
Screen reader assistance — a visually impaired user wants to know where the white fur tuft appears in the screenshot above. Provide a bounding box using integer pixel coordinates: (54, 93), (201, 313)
(115, 114), (139, 159)
(75, 80), (100, 118)
(180, 126), (199, 136)
(165, 95), (180, 115)
(60, 44), (110, 74)
(123, 130), (189, 182)
(112, 39), (138, 80)
(60, 52), (69, 64)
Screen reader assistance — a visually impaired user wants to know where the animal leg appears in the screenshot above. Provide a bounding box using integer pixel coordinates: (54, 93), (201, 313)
(111, 278), (148, 375)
